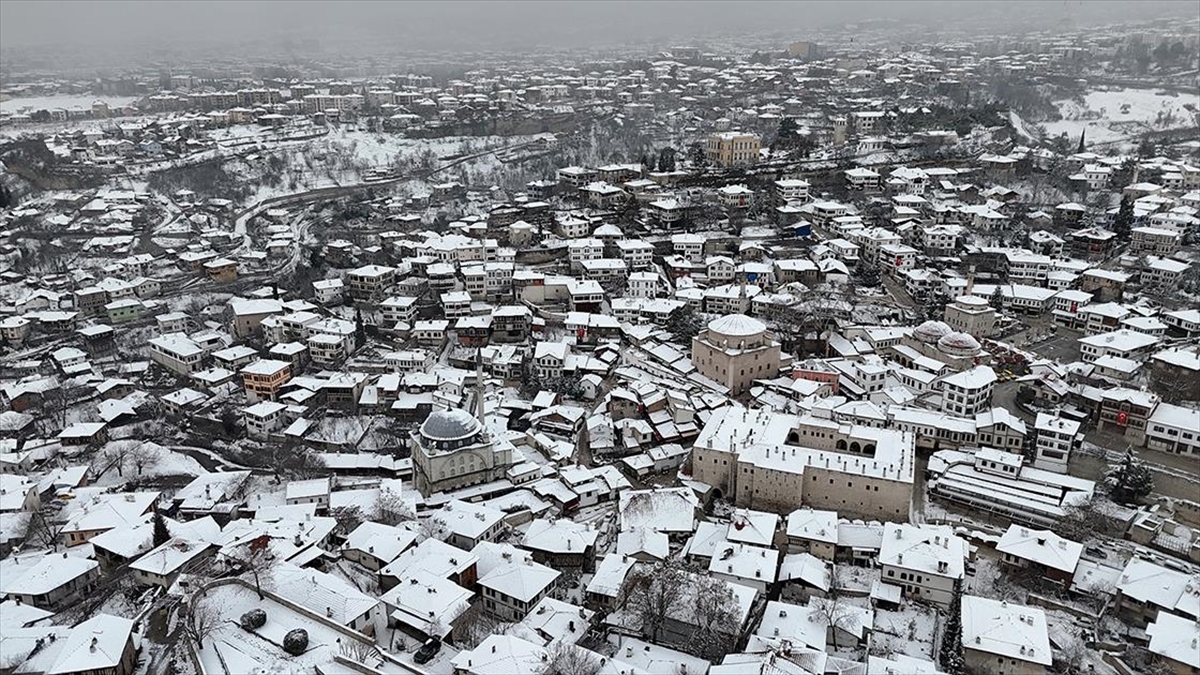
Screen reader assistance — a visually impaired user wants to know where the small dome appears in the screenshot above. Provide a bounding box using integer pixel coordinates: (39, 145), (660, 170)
(956, 295), (988, 308)
(420, 408), (481, 442)
(938, 331), (982, 356)
(914, 320), (952, 344)
(708, 314), (766, 338)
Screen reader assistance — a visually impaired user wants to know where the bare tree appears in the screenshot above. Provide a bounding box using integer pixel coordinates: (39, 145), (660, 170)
(38, 384), (73, 433)
(261, 440), (326, 480)
(417, 516), (449, 542)
(230, 535), (276, 600)
(1125, 646), (1172, 675)
(541, 641), (602, 675)
(617, 559), (689, 645)
(809, 596), (862, 649)
(374, 486), (414, 525)
(183, 596), (222, 651)
(128, 443), (161, 477)
(331, 505), (365, 535)
(456, 603), (501, 649)
(1053, 495), (1122, 543)
(24, 511), (66, 551)
(810, 566), (861, 649)
(1052, 632), (1088, 675)
(425, 615), (446, 641)
(338, 639), (381, 667)
(95, 443), (130, 478)
(687, 575), (740, 661)
(1077, 577), (1116, 622)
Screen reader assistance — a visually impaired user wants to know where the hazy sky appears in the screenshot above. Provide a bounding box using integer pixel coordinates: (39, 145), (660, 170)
(1, 1), (1196, 52)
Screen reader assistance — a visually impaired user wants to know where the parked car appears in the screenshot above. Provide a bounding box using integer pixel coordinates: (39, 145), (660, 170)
(414, 638), (441, 664)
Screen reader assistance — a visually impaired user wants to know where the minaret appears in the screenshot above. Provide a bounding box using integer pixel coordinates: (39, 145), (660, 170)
(738, 271), (748, 312)
(474, 347), (486, 426)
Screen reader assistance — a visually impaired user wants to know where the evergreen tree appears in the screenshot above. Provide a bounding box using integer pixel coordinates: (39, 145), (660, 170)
(665, 305), (704, 347)
(1076, 129), (1086, 154)
(1105, 447), (1154, 504)
(657, 147), (676, 172)
(857, 263), (881, 288)
(152, 510), (171, 547)
(354, 308), (366, 347)
(795, 133), (816, 158)
(773, 117), (799, 152)
(939, 586), (966, 675)
(926, 292), (951, 321)
(1113, 196), (1134, 241)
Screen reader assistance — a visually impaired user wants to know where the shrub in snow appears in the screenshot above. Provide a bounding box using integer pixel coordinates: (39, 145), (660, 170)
(240, 609), (267, 631)
(283, 628), (309, 655)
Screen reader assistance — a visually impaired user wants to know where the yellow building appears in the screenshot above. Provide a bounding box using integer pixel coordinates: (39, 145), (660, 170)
(706, 132), (761, 167)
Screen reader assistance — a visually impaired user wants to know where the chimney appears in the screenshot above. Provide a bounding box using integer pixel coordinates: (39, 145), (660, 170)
(90, 637), (98, 652)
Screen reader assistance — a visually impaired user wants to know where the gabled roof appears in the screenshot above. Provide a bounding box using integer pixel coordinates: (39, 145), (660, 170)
(48, 614), (134, 675)
(996, 525), (1082, 574)
(521, 518), (598, 554)
(271, 561), (379, 625)
(0, 553), (98, 596)
(478, 561), (560, 602)
(961, 595), (1051, 666)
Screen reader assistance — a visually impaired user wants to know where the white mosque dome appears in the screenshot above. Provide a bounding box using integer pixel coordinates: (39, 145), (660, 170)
(913, 320), (952, 344)
(938, 331), (982, 356)
(708, 314), (766, 338)
(955, 295), (989, 308)
(420, 408), (481, 442)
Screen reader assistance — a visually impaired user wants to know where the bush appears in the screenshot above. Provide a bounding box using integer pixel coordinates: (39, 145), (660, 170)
(283, 628), (309, 655)
(240, 609), (267, 631)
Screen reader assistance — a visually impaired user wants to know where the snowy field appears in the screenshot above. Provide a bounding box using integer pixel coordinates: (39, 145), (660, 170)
(316, 128), (541, 166)
(0, 94), (141, 113)
(1043, 87), (1199, 144)
(237, 128), (541, 203)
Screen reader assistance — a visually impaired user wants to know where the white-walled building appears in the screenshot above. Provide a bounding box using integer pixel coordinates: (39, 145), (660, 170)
(1032, 413), (1081, 474)
(878, 523), (967, 608)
